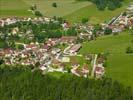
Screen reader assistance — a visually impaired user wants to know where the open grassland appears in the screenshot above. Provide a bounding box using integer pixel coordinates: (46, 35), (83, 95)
(80, 31), (133, 87)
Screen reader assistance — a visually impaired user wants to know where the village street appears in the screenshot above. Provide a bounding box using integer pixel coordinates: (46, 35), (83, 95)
(91, 54), (98, 77)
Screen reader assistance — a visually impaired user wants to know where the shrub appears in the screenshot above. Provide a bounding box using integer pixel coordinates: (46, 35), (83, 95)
(35, 11), (43, 17)
(126, 46), (133, 54)
(104, 27), (112, 35)
(52, 2), (57, 8)
(82, 18), (89, 24)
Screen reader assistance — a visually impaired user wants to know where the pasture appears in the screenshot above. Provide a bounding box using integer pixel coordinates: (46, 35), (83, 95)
(0, 0), (132, 23)
(79, 31), (133, 87)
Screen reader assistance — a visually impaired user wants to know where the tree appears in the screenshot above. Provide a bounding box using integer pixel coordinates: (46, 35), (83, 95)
(0, 66), (133, 100)
(66, 27), (77, 36)
(126, 46), (133, 54)
(104, 27), (112, 35)
(82, 18), (89, 24)
(0, 59), (4, 65)
(35, 11), (43, 17)
(52, 2), (57, 8)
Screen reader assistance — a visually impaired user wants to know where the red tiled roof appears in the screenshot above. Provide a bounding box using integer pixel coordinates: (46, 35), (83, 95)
(95, 66), (104, 73)
(61, 36), (77, 43)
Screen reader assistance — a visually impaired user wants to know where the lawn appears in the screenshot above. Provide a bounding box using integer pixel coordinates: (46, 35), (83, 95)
(79, 31), (133, 87)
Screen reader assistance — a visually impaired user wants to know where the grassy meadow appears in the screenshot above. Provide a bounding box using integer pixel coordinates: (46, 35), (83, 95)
(79, 31), (133, 87)
(0, 0), (33, 17)
(64, 0), (132, 24)
(0, 0), (132, 23)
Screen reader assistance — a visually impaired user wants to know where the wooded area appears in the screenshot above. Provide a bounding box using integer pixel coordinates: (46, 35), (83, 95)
(0, 66), (133, 100)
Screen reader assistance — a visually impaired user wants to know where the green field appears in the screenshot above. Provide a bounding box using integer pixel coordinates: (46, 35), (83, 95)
(65, 0), (132, 24)
(79, 31), (133, 87)
(65, 4), (127, 24)
(0, 0), (91, 17)
(0, 0), (132, 23)
(0, 0), (33, 17)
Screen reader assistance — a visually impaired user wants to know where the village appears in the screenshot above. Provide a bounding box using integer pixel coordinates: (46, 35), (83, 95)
(0, 3), (133, 79)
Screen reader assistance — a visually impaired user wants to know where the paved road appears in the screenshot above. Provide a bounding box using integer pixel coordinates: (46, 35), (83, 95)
(91, 54), (98, 77)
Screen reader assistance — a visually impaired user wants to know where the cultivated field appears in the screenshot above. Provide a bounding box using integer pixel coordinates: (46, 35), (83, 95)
(80, 31), (133, 87)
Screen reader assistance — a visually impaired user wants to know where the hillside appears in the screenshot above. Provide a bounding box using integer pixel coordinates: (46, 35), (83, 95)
(0, 0), (132, 23)
(80, 31), (133, 87)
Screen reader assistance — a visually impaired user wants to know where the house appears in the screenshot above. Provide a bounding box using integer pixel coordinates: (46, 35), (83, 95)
(62, 22), (70, 30)
(71, 65), (89, 78)
(82, 64), (89, 74)
(65, 44), (82, 55)
(97, 57), (105, 64)
(128, 18), (133, 29)
(25, 43), (38, 50)
(71, 66), (80, 76)
(61, 36), (77, 44)
(94, 66), (105, 78)
(79, 31), (92, 40)
(46, 38), (60, 46)
(51, 48), (61, 55)
(127, 4), (133, 13)
(69, 44), (81, 54)
(0, 49), (4, 56)
(40, 45), (50, 51)
(12, 27), (19, 35)
(0, 19), (4, 27)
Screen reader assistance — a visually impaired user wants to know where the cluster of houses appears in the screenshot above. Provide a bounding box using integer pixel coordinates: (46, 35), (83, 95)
(71, 64), (89, 78)
(107, 12), (133, 33)
(2, 3), (132, 78)
(107, 4), (133, 33)
(78, 4), (133, 41)
(94, 55), (105, 78)
(0, 17), (53, 27)
(0, 36), (86, 74)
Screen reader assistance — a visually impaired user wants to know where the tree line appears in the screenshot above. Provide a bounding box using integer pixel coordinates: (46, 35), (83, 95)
(0, 66), (133, 100)
(76, 0), (123, 10)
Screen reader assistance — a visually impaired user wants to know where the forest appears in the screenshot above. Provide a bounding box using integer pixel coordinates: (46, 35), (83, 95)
(0, 66), (133, 100)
